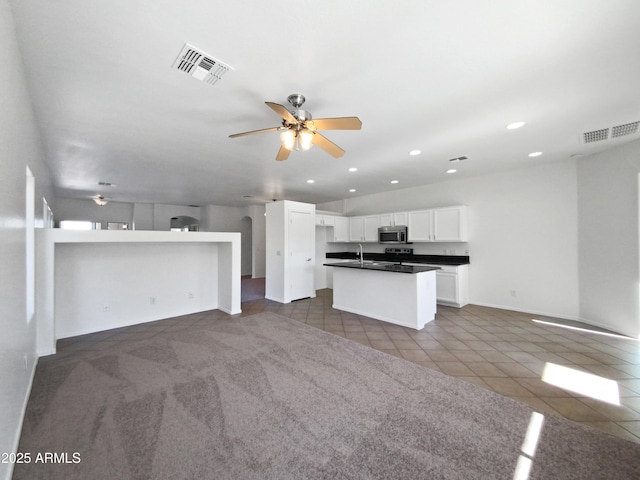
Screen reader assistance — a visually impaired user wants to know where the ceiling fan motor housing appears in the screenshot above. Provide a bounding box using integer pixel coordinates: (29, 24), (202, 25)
(292, 109), (312, 123)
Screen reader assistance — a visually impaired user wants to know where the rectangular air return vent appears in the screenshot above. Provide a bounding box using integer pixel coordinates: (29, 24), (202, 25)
(582, 128), (609, 144)
(172, 43), (233, 86)
(611, 121), (639, 138)
(448, 155), (470, 163)
(581, 121), (640, 144)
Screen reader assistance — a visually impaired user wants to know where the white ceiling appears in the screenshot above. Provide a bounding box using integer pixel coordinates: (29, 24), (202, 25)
(9, 0), (640, 207)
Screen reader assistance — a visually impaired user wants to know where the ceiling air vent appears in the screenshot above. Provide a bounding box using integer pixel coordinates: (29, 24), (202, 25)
(448, 155), (470, 163)
(582, 128), (609, 144)
(172, 43), (233, 86)
(611, 121), (640, 138)
(581, 121), (640, 144)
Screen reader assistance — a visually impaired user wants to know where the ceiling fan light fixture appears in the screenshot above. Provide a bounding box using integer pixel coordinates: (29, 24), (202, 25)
(280, 129), (296, 150)
(280, 128), (314, 151)
(93, 195), (108, 206)
(299, 129), (314, 151)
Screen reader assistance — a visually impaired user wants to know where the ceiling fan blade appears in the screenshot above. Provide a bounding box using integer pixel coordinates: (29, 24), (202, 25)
(312, 133), (345, 158)
(276, 145), (291, 161)
(265, 102), (298, 124)
(229, 126), (282, 138)
(307, 117), (362, 131)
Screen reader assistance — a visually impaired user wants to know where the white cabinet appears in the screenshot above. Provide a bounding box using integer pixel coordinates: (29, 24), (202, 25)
(349, 215), (379, 242)
(433, 206), (468, 242)
(406, 263), (469, 307)
(332, 216), (349, 242)
(349, 216), (364, 242)
(316, 206), (467, 243)
(317, 214), (348, 242)
(379, 212), (408, 227)
(315, 214), (335, 227)
(408, 210), (433, 242)
(364, 215), (380, 241)
(407, 206), (468, 242)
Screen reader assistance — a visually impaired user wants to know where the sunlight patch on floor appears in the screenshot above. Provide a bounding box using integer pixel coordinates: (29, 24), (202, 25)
(532, 318), (637, 341)
(541, 362), (620, 405)
(513, 412), (545, 480)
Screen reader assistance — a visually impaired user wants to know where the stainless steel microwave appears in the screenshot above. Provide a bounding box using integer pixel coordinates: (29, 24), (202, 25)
(378, 225), (408, 244)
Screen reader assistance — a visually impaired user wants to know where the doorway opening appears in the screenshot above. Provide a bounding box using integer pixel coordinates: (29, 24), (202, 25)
(170, 216), (199, 231)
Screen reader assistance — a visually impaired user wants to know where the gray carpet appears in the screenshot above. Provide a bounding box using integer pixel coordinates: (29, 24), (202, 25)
(15, 312), (640, 479)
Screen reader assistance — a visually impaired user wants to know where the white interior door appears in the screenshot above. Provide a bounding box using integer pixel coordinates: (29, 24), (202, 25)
(288, 210), (314, 301)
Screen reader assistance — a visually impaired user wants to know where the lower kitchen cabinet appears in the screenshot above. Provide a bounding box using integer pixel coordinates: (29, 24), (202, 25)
(406, 263), (468, 307)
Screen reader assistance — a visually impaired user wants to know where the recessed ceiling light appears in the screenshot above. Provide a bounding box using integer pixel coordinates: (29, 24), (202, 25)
(348, 167), (358, 172)
(390, 180), (399, 184)
(307, 179), (315, 184)
(409, 150), (421, 156)
(349, 189), (356, 193)
(447, 169), (457, 174)
(506, 121), (525, 130)
(528, 151), (543, 157)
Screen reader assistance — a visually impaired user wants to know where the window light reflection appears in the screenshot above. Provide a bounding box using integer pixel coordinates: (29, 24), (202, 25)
(541, 363), (620, 405)
(513, 412), (545, 480)
(531, 318), (637, 341)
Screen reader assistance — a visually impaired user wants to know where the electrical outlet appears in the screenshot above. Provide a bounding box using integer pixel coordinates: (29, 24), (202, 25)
(102, 304), (110, 312)
(510, 290), (517, 297)
(150, 296), (157, 305)
(188, 292), (194, 299)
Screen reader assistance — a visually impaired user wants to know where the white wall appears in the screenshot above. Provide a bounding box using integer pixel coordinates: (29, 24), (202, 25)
(55, 242), (218, 338)
(0, 1), (54, 478)
(248, 205), (266, 279)
(201, 204), (254, 276)
(132, 203), (154, 230)
(321, 160), (580, 320)
(578, 140), (640, 338)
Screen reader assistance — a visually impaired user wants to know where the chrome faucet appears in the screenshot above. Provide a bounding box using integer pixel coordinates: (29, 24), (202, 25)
(357, 244), (364, 265)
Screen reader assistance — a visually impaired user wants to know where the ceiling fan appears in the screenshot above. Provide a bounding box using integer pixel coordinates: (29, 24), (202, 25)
(229, 93), (362, 161)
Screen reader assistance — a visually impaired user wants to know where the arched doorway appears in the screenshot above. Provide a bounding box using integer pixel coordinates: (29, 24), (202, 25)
(170, 216), (199, 231)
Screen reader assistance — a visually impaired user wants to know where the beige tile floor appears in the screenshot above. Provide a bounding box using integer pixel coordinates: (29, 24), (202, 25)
(49, 287), (640, 444)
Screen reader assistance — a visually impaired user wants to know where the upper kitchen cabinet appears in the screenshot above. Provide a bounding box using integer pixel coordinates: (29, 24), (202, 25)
(332, 216), (349, 242)
(408, 206), (468, 242)
(433, 206), (468, 242)
(318, 214), (349, 242)
(349, 215), (380, 242)
(408, 210), (433, 242)
(315, 214), (335, 227)
(379, 212), (408, 227)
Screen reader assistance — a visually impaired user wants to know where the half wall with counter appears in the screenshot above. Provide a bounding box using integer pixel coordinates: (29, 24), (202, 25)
(35, 230), (242, 356)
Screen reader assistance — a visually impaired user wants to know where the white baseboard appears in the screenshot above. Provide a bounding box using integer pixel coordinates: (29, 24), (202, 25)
(468, 301), (580, 322)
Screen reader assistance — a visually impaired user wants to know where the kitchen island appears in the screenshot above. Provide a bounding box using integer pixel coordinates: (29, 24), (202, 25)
(324, 261), (440, 330)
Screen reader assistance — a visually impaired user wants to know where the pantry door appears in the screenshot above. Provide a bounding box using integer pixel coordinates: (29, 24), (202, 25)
(288, 210), (314, 301)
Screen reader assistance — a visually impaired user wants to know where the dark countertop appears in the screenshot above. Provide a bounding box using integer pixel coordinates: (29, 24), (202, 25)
(324, 261), (441, 274)
(326, 252), (470, 266)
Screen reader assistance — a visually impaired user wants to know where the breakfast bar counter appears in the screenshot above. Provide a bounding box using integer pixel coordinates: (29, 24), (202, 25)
(324, 261), (439, 330)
